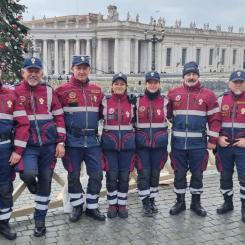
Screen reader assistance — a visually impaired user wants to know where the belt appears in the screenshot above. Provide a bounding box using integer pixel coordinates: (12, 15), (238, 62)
(67, 127), (97, 138)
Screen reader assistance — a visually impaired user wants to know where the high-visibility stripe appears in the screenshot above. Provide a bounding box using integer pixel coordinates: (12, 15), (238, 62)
(0, 113), (13, 120)
(222, 122), (245, 128)
(240, 185), (245, 191)
(117, 192), (127, 198)
(108, 199), (118, 205)
(107, 190), (118, 196)
(174, 110), (206, 116)
(0, 140), (11, 145)
(28, 114), (53, 120)
(220, 189), (233, 195)
(57, 127), (66, 134)
(118, 199), (127, 205)
(14, 140), (27, 148)
(0, 208), (10, 212)
(208, 131), (219, 137)
(190, 187), (203, 193)
(36, 204), (48, 210)
(136, 122), (168, 128)
(86, 194), (98, 200)
(138, 189), (150, 196)
(240, 194), (245, 199)
(0, 212), (11, 220)
(52, 108), (63, 116)
(69, 193), (82, 199)
(35, 195), (50, 202)
(104, 125), (133, 130)
(86, 203), (98, 209)
(174, 188), (186, 194)
(13, 110), (27, 117)
(150, 187), (159, 192)
(70, 199), (84, 207)
(172, 131), (203, 137)
(63, 107), (99, 113)
(207, 107), (219, 115)
(150, 192), (158, 198)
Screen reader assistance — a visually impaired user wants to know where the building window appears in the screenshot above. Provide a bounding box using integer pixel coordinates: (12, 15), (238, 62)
(209, 49), (214, 65)
(166, 48), (172, 66)
(181, 48), (187, 66)
(221, 49), (226, 65)
(232, 49), (237, 65)
(196, 48), (201, 65)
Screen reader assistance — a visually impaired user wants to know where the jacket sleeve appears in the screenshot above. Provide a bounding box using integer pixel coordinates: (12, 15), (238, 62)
(51, 89), (66, 143)
(13, 92), (30, 155)
(206, 91), (221, 144)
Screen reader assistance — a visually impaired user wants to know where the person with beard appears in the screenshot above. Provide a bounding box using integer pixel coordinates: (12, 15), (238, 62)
(168, 61), (221, 217)
(0, 72), (29, 240)
(135, 71), (169, 217)
(15, 57), (66, 237)
(215, 70), (245, 222)
(101, 73), (135, 219)
(55, 55), (106, 222)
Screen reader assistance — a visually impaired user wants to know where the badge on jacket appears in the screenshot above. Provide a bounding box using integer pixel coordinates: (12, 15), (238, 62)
(7, 100), (13, 108)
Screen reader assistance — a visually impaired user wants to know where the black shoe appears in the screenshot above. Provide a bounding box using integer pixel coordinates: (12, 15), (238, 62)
(34, 220), (46, 237)
(118, 205), (128, 219)
(142, 197), (153, 217)
(69, 205), (83, 222)
(190, 194), (207, 217)
(169, 194), (186, 215)
(241, 199), (245, 223)
(150, 198), (158, 214)
(217, 194), (233, 214)
(85, 208), (106, 221)
(0, 220), (17, 240)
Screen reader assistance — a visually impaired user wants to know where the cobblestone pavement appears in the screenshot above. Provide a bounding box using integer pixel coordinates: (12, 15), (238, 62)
(2, 167), (245, 245)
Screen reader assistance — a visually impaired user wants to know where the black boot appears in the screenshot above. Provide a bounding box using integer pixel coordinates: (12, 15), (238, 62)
(0, 220), (17, 240)
(142, 197), (153, 217)
(85, 208), (106, 221)
(217, 194), (234, 214)
(150, 198), (158, 213)
(69, 204), (83, 222)
(169, 194), (186, 215)
(241, 199), (245, 223)
(34, 220), (46, 237)
(190, 194), (207, 217)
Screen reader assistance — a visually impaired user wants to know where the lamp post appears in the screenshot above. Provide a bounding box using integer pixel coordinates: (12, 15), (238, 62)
(144, 19), (165, 71)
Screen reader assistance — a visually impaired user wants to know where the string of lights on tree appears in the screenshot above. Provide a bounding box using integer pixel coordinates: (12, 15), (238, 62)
(0, 0), (31, 82)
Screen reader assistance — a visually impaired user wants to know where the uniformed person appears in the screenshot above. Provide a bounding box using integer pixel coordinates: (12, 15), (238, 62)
(135, 71), (169, 217)
(15, 57), (66, 237)
(216, 70), (245, 222)
(55, 55), (106, 222)
(0, 73), (29, 240)
(101, 73), (135, 219)
(168, 61), (221, 217)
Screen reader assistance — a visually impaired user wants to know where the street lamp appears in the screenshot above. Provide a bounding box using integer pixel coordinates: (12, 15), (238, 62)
(144, 19), (165, 71)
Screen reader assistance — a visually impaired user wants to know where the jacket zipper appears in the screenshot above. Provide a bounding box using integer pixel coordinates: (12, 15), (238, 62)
(149, 100), (153, 147)
(30, 88), (43, 146)
(231, 101), (237, 142)
(82, 86), (88, 147)
(184, 92), (190, 150)
(118, 97), (121, 151)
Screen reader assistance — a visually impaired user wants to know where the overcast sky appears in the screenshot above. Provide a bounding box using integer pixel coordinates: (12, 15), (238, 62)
(20, 0), (245, 32)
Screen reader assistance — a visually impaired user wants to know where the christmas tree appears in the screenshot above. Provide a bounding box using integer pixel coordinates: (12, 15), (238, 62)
(0, 0), (30, 82)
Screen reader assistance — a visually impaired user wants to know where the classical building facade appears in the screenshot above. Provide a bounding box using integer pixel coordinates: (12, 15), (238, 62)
(24, 5), (245, 76)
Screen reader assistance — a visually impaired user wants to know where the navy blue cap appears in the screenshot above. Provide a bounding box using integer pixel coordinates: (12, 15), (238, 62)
(23, 57), (43, 70)
(112, 72), (127, 84)
(72, 55), (90, 67)
(182, 61), (199, 77)
(145, 71), (160, 82)
(229, 70), (245, 83)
